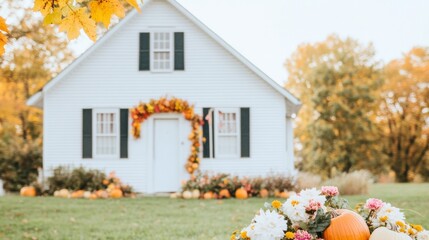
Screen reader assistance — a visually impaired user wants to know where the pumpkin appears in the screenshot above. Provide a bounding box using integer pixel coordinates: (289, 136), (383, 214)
(53, 190), (60, 197)
(109, 189), (123, 198)
(96, 190), (108, 199)
(370, 227), (412, 240)
(83, 191), (92, 199)
(203, 191), (214, 199)
(20, 186), (36, 197)
(235, 188), (248, 200)
(219, 189), (231, 199)
(71, 190), (85, 198)
(182, 190), (192, 199)
(58, 189), (70, 198)
(323, 209), (370, 240)
(279, 191), (289, 198)
(89, 193), (98, 200)
(191, 189), (200, 199)
(259, 189), (269, 198)
(170, 193), (178, 199)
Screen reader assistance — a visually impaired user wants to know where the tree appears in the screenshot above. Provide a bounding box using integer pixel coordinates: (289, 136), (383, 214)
(0, 4), (73, 191)
(286, 35), (385, 178)
(378, 47), (429, 182)
(0, 0), (142, 55)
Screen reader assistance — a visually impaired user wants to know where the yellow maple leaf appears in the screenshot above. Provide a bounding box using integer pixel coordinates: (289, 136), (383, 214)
(89, 0), (125, 28)
(59, 8), (97, 41)
(43, 8), (63, 25)
(0, 17), (8, 55)
(125, 0), (141, 12)
(0, 17), (9, 33)
(34, 0), (69, 16)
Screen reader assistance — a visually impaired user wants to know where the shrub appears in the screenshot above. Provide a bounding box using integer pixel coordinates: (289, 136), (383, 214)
(322, 170), (373, 195)
(0, 137), (42, 192)
(47, 166), (106, 194)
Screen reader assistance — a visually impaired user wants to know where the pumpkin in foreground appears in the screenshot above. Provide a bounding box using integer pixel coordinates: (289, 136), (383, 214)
(369, 227), (412, 240)
(20, 186), (36, 197)
(323, 209), (370, 240)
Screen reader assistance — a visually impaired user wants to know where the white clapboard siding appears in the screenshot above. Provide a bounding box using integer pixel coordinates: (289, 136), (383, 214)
(43, 0), (293, 192)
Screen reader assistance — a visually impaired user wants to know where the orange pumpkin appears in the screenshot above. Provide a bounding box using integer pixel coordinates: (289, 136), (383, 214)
(203, 191), (214, 199)
(20, 186), (36, 197)
(235, 188), (248, 199)
(71, 190), (85, 198)
(219, 189), (231, 199)
(279, 191), (289, 198)
(259, 189), (269, 198)
(323, 209), (370, 240)
(89, 193), (98, 200)
(96, 190), (108, 199)
(109, 189), (123, 198)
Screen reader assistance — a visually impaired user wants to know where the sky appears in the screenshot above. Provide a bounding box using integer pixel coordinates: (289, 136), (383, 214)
(71, 0), (429, 85)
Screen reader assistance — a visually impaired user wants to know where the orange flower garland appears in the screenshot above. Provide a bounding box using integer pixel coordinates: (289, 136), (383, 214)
(131, 97), (204, 175)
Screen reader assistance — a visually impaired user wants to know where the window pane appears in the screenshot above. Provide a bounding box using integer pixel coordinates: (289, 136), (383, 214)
(218, 136), (237, 155)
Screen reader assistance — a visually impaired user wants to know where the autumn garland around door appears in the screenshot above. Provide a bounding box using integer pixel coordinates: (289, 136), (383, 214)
(231, 186), (428, 240)
(131, 97), (204, 175)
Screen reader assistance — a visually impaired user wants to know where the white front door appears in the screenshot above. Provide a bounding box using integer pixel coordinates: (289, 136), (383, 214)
(153, 118), (180, 192)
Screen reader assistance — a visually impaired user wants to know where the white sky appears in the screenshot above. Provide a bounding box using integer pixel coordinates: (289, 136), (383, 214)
(71, 0), (429, 85)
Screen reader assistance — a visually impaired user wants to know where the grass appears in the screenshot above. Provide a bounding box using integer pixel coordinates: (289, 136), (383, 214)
(0, 183), (428, 240)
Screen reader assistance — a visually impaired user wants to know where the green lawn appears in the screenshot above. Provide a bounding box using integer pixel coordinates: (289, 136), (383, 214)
(0, 183), (428, 240)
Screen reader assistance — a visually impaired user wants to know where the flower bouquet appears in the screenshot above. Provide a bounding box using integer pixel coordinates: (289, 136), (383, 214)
(232, 186), (428, 240)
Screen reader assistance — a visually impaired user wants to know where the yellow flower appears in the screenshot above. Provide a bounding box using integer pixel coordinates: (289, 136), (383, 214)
(272, 200), (282, 209)
(408, 228), (417, 235)
(379, 216), (388, 222)
(291, 200), (300, 206)
(413, 224), (424, 232)
(396, 221), (405, 228)
(230, 234), (236, 240)
(240, 231), (248, 239)
(285, 231), (295, 239)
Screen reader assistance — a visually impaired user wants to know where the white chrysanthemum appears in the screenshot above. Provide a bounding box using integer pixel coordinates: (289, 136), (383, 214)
(282, 195), (309, 223)
(299, 188), (326, 207)
(371, 203), (405, 228)
(416, 230), (429, 240)
(246, 209), (288, 240)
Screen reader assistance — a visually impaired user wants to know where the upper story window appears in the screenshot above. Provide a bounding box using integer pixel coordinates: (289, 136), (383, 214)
(214, 108), (240, 158)
(152, 32), (173, 71)
(139, 32), (185, 72)
(94, 109), (119, 158)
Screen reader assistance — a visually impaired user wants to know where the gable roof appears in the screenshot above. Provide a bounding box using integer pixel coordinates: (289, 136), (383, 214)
(27, 0), (301, 113)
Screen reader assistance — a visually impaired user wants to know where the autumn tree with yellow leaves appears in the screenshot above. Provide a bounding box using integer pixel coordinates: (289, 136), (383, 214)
(286, 35), (386, 178)
(378, 47), (429, 182)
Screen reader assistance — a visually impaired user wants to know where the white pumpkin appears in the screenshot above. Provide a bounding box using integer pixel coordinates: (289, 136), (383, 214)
(53, 190), (60, 197)
(191, 189), (200, 199)
(182, 190), (192, 199)
(58, 189), (70, 198)
(370, 227), (412, 240)
(170, 193), (177, 199)
(83, 191), (91, 199)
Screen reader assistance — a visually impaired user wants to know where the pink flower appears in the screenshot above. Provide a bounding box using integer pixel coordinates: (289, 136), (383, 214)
(306, 199), (322, 212)
(364, 198), (384, 211)
(294, 230), (313, 240)
(321, 186), (339, 197)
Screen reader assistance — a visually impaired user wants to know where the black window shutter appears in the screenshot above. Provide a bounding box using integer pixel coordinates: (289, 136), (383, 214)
(120, 109), (129, 158)
(202, 108), (210, 158)
(240, 108), (250, 157)
(139, 32), (150, 71)
(174, 32), (185, 70)
(82, 109), (92, 158)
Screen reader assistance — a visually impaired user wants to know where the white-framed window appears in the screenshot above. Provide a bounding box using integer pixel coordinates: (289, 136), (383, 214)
(214, 108), (240, 158)
(93, 109), (120, 158)
(151, 32), (173, 72)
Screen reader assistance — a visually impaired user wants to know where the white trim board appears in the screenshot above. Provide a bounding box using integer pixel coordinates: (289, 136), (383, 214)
(26, 0), (301, 113)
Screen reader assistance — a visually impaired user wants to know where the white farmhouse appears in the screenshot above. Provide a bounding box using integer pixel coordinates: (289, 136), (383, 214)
(27, 0), (301, 193)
